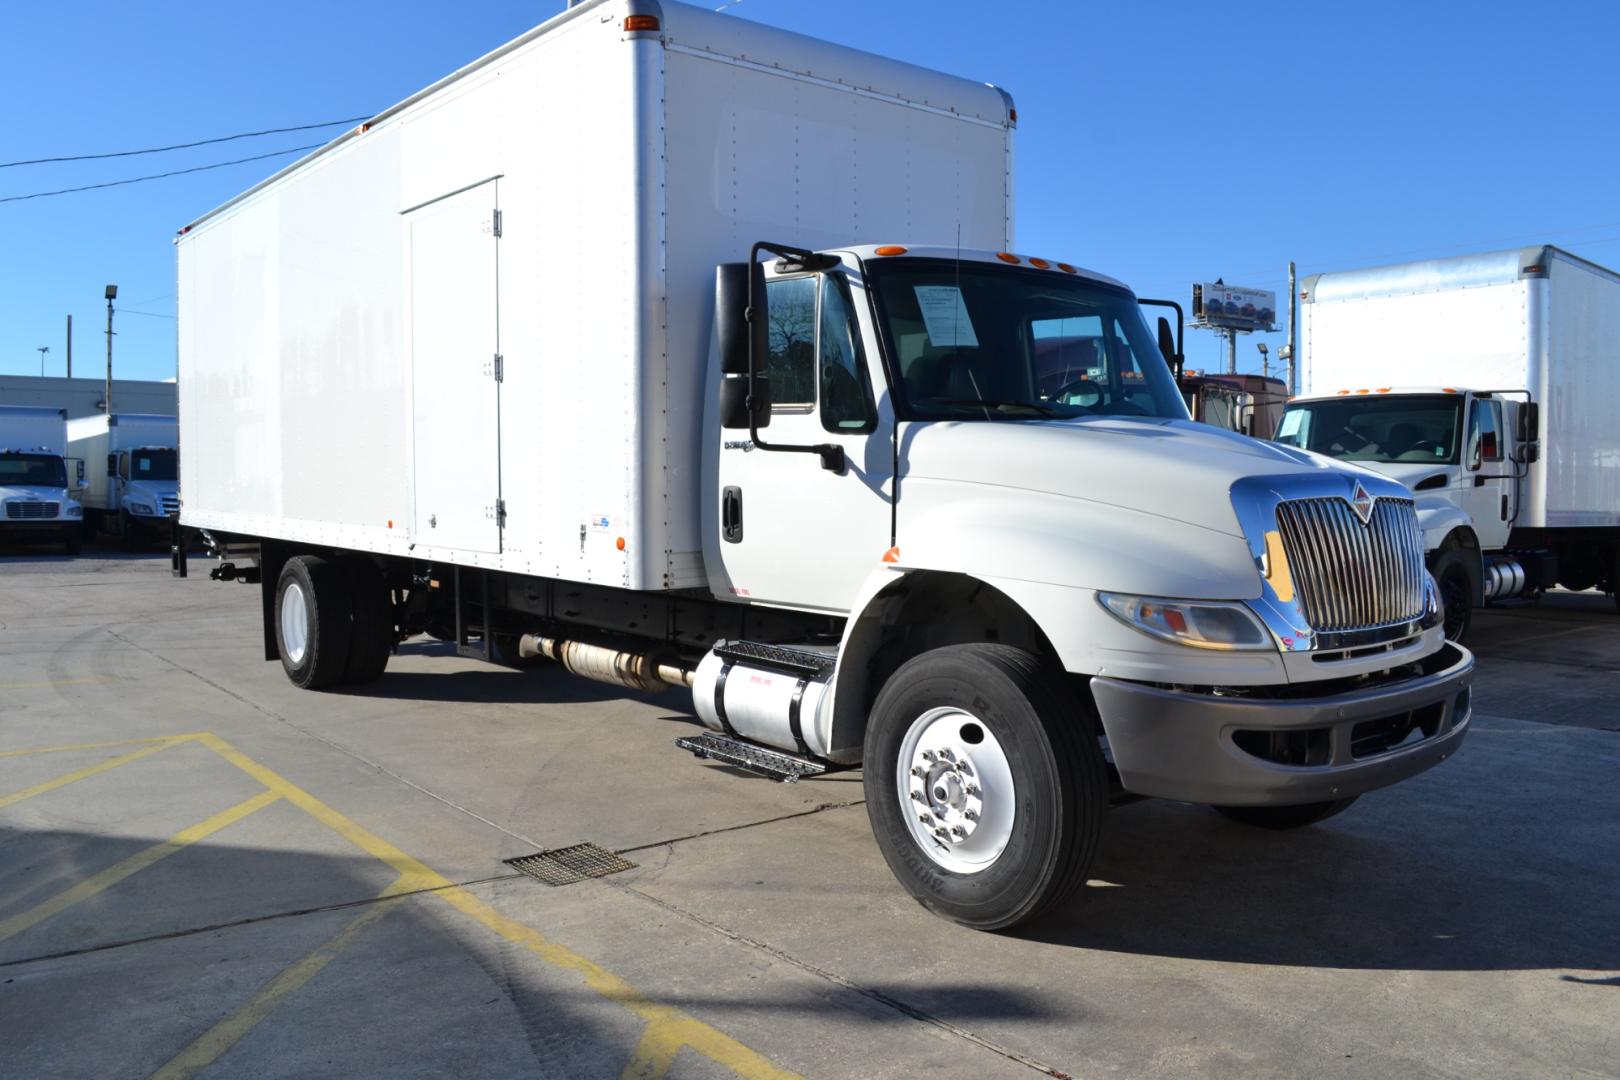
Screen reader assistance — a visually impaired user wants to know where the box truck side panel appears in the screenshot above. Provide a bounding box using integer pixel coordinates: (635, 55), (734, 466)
(1544, 255), (1620, 527)
(1302, 281), (1530, 396)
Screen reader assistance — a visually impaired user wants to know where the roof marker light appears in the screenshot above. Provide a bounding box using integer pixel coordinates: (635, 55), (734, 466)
(1376, 387), (1391, 393)
(1056, 262), (1077, 274)
(1336, 389), (1350, 395)
(995, 252), (1020, 264)
(1028, 257), (1050, 269)
(874, 245), (907, 256)
(1355, 388), (1370, 394)
(624, 14), (660, 31)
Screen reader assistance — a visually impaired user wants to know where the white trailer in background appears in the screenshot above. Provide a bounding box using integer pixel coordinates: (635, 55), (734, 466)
(0, 404), (83, 555)
(1282, 246), (1620, 640)
(176, 0), (1471, 930)
(66, 413), (180, 545)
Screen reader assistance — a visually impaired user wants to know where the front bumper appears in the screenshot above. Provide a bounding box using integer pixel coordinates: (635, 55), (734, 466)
(1090, 642), (1474, 806)
(0, 520), (76, 541)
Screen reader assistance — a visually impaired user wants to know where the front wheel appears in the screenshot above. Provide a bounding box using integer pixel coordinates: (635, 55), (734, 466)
(863, 644), (1106, 931)
(64, 528), (82, 556)
(1211, 797), (1358, 830)
(1431, 552), (1473, 643)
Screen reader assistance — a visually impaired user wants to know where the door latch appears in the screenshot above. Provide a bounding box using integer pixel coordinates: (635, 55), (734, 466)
(722, 486), (743, 543)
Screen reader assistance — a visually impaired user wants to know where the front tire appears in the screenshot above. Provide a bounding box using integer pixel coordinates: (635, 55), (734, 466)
(64, 528), (82, 556)
(275, 555), (353, 689)
(863, 644), (1106, 931)
(1431, 551), (1473, 643)
(1212, 797), (1358, 830)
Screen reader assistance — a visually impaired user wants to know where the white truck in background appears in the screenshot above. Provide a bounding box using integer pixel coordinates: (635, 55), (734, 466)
(1281, 246), (1620, 641)
(0, 405), (83, 555)
(175, 0), (1473, 930)
(66, 413), (180, 547)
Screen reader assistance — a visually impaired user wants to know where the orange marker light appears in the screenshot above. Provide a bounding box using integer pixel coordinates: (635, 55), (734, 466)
(874, 245), (907, 256)
(881, 546), (901, 563)
(1355, 388), (1370, 394)
(623, 14), (660, 31)
(1376, 387), (1391, 393)
(1336, 390), (1350, 395)
(616, 536), (626, 551)
(1028, 257), (1050, 269)
(386, 519), (393, 529)
(1056, 262), (1077, 274)
(995, 252), (1020, 264)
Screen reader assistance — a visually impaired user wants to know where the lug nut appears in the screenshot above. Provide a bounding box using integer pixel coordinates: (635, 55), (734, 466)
(922, 750), (936, 762)
(951, 825), (966, 838)
(966, 784), (980, 797)
(958, 762), (972, 777)
(940, 748), (955, 762)
(910, 790), (924, 802)
(910, 766), (925, 778)
(933, 827), (949, 839)
(918, 812), (933, 825)
(964, 809), (979, 822)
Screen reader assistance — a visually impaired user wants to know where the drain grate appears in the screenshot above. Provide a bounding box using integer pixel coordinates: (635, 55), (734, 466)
(504, 843), (637, 886)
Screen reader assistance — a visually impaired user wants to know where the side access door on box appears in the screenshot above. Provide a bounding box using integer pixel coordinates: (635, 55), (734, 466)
(406, 179), (504, 554)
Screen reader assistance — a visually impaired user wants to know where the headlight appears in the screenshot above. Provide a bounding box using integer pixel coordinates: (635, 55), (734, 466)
(128, 502), (155, 516)
(1098, 592), (1272, 651)
(67, 505), (83, 518)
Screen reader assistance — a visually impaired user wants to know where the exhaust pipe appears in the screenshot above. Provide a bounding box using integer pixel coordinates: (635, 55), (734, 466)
(518, 633), (694, 692)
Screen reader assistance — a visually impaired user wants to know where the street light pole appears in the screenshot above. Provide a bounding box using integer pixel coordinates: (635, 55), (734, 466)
(104, 284), (118, 414)
(37, 346), (49, 376)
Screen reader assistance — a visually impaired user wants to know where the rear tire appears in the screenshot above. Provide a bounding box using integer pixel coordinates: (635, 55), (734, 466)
(1212, 797), (1358, 830)
(863, 644), (1106, 931)
(341, 556), (394, 686)
(274, 555), (353, 690)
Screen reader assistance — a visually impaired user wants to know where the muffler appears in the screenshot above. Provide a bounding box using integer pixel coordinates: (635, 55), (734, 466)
(517, 633), (693, 693)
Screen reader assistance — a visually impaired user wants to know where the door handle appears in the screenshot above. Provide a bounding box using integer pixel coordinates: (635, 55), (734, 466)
(722, 486), (743, 544)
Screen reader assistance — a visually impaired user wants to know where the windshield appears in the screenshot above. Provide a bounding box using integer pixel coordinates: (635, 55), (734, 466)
(0, 453), (68, 487)
(1276, 395), (1463, 464)
(866, 258), (1188, 421)
(130, 448), (178, 482)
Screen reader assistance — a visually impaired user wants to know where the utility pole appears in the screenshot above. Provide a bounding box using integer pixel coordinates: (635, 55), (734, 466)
(104, 284), (118, 414)
(1225, 328), (1237, 374)
(66, 314), (73, 377)
(1285, 261), (1298, 395)
(37, 346), (49, 376)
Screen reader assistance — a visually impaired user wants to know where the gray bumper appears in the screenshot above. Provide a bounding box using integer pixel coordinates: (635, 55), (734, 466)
(1090, 642), (1474, 806)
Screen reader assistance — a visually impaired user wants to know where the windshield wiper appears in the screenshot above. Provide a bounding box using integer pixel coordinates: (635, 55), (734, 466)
(929, 398), (1064, 417)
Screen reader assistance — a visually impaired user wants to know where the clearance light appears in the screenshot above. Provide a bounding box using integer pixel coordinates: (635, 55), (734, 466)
(1008, 108), (1018, 123)
(1442, 387), (1458, 394)
(881, 546), (901, 563)
(995, 252), (1020, 264)
(1336, 389), (1350, 395)
(1028, 257), (1050, 269)
(1376, 387), (1391, 393)
(624, 14), (660, 31)
(616, 536), (626, 551)
(1355, 388), (1371, 394)
(874, 245), (907, 256)
(1056, 262), (1077, 274)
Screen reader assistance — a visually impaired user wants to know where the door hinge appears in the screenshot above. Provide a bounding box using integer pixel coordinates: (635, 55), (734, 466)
(493, 353), (504, 382)
(491, 209), (502, 238)
(495, 499), (507, 528)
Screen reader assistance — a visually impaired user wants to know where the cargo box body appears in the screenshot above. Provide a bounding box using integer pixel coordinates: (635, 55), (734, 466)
(1300, 246), (1620, 529)
(176, 0), (1012, 591)
(66, 413), (179, 512)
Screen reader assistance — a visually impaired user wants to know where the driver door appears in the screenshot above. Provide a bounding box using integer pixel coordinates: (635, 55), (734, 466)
(713, 267), (893, 611)
(1462, 396), (1511, 547)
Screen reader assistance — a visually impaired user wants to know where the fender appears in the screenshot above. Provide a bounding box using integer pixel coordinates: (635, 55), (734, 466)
(1415, 501), (1475, 556)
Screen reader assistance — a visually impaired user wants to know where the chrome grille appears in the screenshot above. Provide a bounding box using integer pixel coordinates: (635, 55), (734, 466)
(160, 495), (180, 515)
(1275, 496), (1425, 632)
(5, 501), (58, 520)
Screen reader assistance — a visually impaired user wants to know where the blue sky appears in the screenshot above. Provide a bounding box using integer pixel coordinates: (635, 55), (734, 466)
(2, 0), (1616, 382)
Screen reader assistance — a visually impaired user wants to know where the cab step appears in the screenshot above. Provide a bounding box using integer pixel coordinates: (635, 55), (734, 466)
(712, 640), (836, 677)
(675, 732), (828, 783)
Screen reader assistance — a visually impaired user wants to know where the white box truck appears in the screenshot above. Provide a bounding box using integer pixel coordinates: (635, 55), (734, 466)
(0, 405), (83, 555)
(175, 0), (1473, 929)
(66, 413), (180, 546)
(1280, 246), (1620, 640)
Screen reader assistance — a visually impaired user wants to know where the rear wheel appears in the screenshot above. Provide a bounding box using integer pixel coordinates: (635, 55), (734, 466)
(863, 644), (1106, 931)
(275, 555), (353, 689)
(1212, 797), (1358, 830)
(341, 556), (394, 686)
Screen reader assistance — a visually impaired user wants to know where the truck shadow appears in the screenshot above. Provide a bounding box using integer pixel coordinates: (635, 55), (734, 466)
(1019, 789), (1620, 974)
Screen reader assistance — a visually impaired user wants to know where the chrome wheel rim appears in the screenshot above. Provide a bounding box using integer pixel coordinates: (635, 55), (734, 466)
(896, 707), (1015, 874)
(280, 581), (309, 665)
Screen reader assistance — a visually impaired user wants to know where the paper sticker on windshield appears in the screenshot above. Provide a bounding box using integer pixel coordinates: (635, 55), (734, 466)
(913, 286), (979, 348)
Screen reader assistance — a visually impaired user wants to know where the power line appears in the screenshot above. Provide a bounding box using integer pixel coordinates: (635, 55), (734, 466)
(0, 117), (367, 169)
(0, 144), (323, 205)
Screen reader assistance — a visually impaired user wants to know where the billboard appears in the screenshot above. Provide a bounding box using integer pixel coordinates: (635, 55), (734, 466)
(1193, 282), (1277, 331)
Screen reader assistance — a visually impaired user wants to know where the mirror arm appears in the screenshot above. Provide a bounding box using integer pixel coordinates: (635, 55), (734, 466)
(745, 239), (848, 473)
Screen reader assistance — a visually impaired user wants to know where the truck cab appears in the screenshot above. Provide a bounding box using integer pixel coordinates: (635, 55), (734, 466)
(108, 446), (181, 541)
(1179, 372), (1289, 439)
(0, 405), (84, 556)
(1276, 387), (1540, 638)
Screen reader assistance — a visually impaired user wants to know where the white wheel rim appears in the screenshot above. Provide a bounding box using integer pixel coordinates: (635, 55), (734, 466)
(280, 581), (309, 665)
(896, 707), (1016, 874)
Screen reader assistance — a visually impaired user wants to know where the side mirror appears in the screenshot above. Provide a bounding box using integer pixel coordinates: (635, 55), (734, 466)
(1156, 316), (1178, 373)
(714, 262), (768, 377)
(719, 375), (771, 430)
(76, 459), (86, 485)
(1517, 401), (1539, 443)
(107, 453), (117, 478)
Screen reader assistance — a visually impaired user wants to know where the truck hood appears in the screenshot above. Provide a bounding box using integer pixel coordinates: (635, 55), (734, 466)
(125, 481), (178, 503)
(0, 484), (73, 502)
(902, 417), (1363, 540)
(1345, 460), (1456, 493)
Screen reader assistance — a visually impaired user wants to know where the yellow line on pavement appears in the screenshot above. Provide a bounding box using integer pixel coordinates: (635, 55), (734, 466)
(0, 736), (200, 810)
(150, 875), (413, 1080)
(195, 733), (801, 1080)
(0, 735), (202, 759)
(0, 788), (282, 945)
(621, 1019), (686, 1080)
